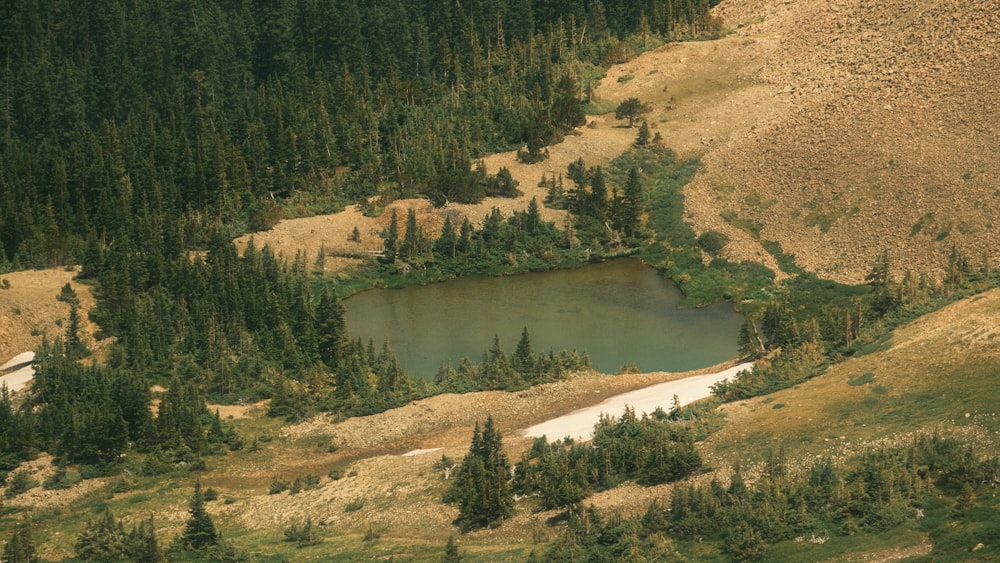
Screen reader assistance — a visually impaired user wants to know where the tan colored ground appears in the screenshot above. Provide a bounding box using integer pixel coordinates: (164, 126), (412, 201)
(687, 0), (1000, 283)
(211, 362), (743, 532)
(705, 287), (1000, 469)
(0, 267), (100, 369)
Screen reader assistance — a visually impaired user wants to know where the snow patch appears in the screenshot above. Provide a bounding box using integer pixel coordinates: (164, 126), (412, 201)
(524, 362), (754, 442)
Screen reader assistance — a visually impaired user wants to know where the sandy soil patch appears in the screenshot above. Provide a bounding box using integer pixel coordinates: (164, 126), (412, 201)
(1, 454), (109, 511)
(207, 400), (271, 420)
(685, 0), (1000, 283)
(0, 267), (100, 368)
(215, 360), (753, 536)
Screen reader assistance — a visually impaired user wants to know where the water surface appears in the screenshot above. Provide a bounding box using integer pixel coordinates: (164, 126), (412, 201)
(344, 259), (741, 378)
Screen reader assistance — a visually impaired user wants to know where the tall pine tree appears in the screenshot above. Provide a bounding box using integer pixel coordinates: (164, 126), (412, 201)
(446, 416), (514, 531)
(178, 481), (219, 551)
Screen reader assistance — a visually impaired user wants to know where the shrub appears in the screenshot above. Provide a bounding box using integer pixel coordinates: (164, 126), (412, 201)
(284, 519), (320, 548)
(43, 467), (80, 490)
(4, 470), (39, 498)
(617, 362), (640, 374)
(847, 372), (875, 386)
(79, 462), (119, 479)
(343, 498), (365, 513)
(140, 452), (173, 476)
(363, 526), (381, 542)
(697, 230), (730, 254)
(269, 476), (290, 495)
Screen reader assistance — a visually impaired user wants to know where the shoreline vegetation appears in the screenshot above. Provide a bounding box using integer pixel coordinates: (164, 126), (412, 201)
(0, 0), (998, 559)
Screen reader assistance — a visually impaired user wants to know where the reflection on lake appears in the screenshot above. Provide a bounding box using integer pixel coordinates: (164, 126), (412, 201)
(344, 258), (742, 378)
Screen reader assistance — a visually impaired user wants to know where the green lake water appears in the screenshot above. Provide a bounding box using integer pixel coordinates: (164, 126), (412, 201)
(343, 258), (742, 378)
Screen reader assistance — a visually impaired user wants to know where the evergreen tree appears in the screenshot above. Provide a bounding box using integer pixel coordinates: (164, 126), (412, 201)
(1, 520), (38, 563)
(866, 250), (897, 316)
(441, 535), (462, 562)
(737, 316), (765, 359)
(403, 208), (422, 260)
(57, 282), (78, 304)
(615, 97), (650, 127)
(525, 197), (542, 236)
(126, 515), (163, 563)
(513, 327), (534, 376)
(489, 168), (519, 198)
(635, 119), (651, 146)
(590, 167), (609, 221)
(179, 481), (219, 551)
(383, 209), (400, 261)
(75, 509), (127, 560)
(315, 289), (348, 370)
(458, 218), (474, 254)
(435, 215), (458, 258)
(550, 74), (587, 131)
(446, 416), (514, 531)
(65, 303), (86, 359)
(616, 167), (644, 238)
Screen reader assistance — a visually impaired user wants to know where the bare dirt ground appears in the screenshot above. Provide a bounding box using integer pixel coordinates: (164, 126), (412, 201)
(0, 267), (99, 369)
(211, 361), (746, 539)
(687, 0), (1000, 283)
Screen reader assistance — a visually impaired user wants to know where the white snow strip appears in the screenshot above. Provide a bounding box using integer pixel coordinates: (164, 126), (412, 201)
(523, 362), (754, 442)
(402, 447), (444, 457)
(0, 351), (35, 371)
(0, 365), (35, 393)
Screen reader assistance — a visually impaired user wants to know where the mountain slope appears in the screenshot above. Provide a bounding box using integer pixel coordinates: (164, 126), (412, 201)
(686, 0), (999, 283)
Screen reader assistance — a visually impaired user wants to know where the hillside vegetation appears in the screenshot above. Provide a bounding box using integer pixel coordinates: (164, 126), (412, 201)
(0, 0), (998, 561)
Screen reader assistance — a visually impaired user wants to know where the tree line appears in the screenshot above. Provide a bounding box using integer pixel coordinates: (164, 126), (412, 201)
(0, 0), (719, 272)
(512, 406), (703, 511)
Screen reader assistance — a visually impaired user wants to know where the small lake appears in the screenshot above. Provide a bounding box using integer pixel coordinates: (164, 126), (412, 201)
(343, 258), (742, 378)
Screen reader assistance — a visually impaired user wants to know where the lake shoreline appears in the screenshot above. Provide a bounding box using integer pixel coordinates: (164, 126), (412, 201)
(344, 258), (743, 378)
